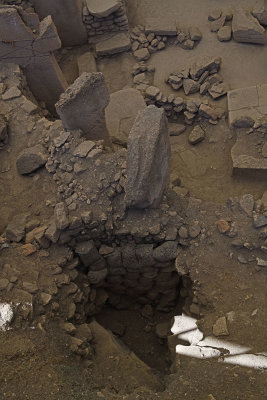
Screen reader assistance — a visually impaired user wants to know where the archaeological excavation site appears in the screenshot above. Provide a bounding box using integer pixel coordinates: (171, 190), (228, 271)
(0, 0), (267, 399)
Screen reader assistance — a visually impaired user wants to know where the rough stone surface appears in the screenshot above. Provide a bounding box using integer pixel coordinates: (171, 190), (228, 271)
(232, 9), (266, 44)
(54, 202), (69, 230)
(213, 316), (229, 336)
(16, 145), (48, 175)
(105, 88), (146, 145)
(125, 105), (170, 209)
(77, 52), (97, 75)
(188, 126), (205, 145)
(95, 33), (131, 56)
(253, 0), (267, 25)
(56, 73), (111, 144)
(145, 18), (177, 36)
(133, 48), (150, 61)
(6, 214), (27, 242)
(183, 79), (200, 95)
(218, 26), (232, 41)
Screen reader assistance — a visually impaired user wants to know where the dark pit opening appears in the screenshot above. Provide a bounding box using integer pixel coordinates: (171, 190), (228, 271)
(73, 240), (194, 374)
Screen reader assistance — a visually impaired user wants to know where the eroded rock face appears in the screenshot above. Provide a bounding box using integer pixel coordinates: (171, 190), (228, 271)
(125, 105), (170, 209)
(232, 9), (266, 44)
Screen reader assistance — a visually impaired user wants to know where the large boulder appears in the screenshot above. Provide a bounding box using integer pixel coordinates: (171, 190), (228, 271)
(125, 105), (170, 209)
(105, 88), (146, 145)
(232, 9), (266, 44)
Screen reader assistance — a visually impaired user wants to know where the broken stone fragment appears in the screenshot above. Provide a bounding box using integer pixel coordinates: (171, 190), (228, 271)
(169, 123), (186, 136)
(217, 25), (232, 42)
(208, 9), (222, 22)
(183, 79), (200, 95)
(213, 316), (229, 336)
(208, 82), (227, 99)
(190, 57), (221, 80)
(73, 141), (95, 157)
(6, 214), (28, 242)
(188, 125), (205, 145)
(75, 240), (100, 267)
(125, 105), (170, 209)
(189, 27), (202, 41)
(232, 9), (266, 44)
(133, 47), (150, 61)
(16, 145), (48, 175)
(210, 15), (226, 32)
(54, 202), (69, 230)
(2, 87), (21, 101)
(253, 0), (267, 25)
(216, 219), (230, 233)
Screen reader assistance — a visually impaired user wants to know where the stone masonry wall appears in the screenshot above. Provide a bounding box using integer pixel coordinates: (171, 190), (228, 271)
(83, 0), (129, 37)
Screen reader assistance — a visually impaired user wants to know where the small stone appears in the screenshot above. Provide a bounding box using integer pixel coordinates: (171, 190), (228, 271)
(240, 194), (254, 216)
(22, 281), (38, 294)
(189, 224), (201, 238)
(145, 86), (160, 98)
(217, 26), (232, 42)
(53, 132), (70, 148)
(210, 15), (226, 32)
(133, 48), (150, 61)
(16, 145), (48, 175)
(253, 212), (267, 228)
(189, 27), (202, 41)
(21, 243), (37, 256)
(213, 316), (229, 336)
(208, 9), (222, 22)
(0, 278), (9, 290)
(217, 219), (230, 233)
(188, 125), (205, 145)
(179, 226), (188, 239)
(73, 141), (95, 157)
(64, 322), (76, 334)
(40, 292), (52, 306)
(256, 258), (267, 267)
(183, 79), (200, 95)
(181, 39), (194, 50)
(54, 202), (69, 230)
(2, 87), (21, 101)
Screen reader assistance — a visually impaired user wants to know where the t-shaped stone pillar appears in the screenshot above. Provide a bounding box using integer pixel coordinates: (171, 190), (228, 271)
(55, 72), (111, 145)
(0, 5), (67, 109)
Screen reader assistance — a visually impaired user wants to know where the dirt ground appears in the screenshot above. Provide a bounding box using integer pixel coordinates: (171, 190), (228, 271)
(0, 0), (267, 399)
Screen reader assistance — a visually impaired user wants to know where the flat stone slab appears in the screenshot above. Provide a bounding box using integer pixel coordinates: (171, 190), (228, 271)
(86, 0), (120, 17)
(228, 84), (267, 127)
(232, 8), (266, 44)
(231, 127), (267, 177)
(145, 18), (177, 36)
(105, 88), (146, 145)
(95, 33), (131, 56)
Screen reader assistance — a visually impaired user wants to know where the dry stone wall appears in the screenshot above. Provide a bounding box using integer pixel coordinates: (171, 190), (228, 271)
(83, 0), (129, 37)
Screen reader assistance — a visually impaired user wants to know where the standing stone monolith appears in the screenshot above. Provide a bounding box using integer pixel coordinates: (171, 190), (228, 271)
(55, 73), (111, 145)
(0, 6), (67, 109)
(125, 105), (170, 209)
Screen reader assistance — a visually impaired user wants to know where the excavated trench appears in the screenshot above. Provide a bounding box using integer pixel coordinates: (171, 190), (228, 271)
(73, 247), (194, 374)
